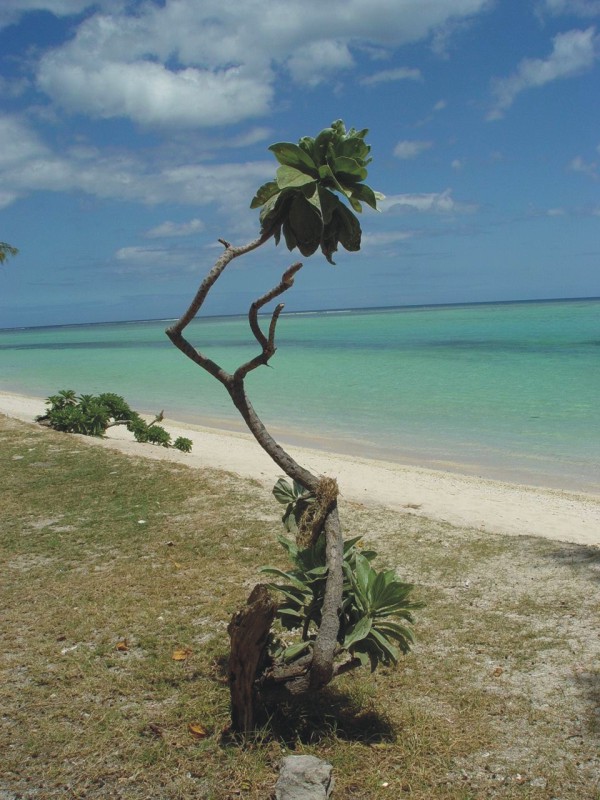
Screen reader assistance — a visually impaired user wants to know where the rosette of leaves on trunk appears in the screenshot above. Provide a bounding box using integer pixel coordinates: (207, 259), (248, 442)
(251, 120), (382, 264)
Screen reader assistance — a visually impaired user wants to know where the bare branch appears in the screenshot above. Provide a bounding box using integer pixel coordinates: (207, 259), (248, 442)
(168, 232), (272, 337)
(165, 233), (273, 382)
(237, 262), (304, 381)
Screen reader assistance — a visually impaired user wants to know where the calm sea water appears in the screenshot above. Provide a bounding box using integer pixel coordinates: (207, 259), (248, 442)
(1, 299), (598, 492)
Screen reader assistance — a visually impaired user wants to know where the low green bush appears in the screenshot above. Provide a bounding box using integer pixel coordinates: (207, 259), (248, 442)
(37, 389), (192, 453)
(263, 478), (424, 671)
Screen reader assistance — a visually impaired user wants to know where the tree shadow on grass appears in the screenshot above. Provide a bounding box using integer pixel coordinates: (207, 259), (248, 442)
(214, 657), (395, 746)
(255, 684), (396, 746)
(543, 542), (600, 584)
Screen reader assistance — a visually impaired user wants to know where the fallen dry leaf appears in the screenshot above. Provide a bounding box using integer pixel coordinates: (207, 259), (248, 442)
(492, 666), (504, 677)
(116, 639), (129, 652)
(188, 722), (208, 739)
(172, 647), (193, 661)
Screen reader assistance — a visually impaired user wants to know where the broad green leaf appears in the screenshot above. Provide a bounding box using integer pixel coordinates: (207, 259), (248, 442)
(282, 504), (299, 533)
(335, 203), (362, 252)
(347, 195), (363, 214)
(259, 567), (307, 590)
(287, 194), (322, 257)
(354, 555), (372, 603)
(282, 640), (313, 662)
(317, 187), (339, 224)
(343, 615), (372, 648)
(369, 628), (401, 664)
(269, 142), (318, 175)
(250, 180), (279, 209)
(332, 156), (368, 182)
(276, 535), (298, 560)
(338, 136), (370, 162)
(350, 183), (379, 211)
(298, 136), (315, 159)
(276, 165), (318, 191)
(273, 477), (296, 504)
(277, 607), (304, 619)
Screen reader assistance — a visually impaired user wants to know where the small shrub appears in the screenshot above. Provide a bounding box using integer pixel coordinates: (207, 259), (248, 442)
(264, 478), (424, 670)
(38, 389), (191, 452)
(144, 425), (171, 447)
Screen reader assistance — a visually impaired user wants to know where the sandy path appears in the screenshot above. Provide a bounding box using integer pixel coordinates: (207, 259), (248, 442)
(2, 390), (598, 547)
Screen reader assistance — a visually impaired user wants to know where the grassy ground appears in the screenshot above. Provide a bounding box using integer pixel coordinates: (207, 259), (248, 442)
(1, 414), (598, 800)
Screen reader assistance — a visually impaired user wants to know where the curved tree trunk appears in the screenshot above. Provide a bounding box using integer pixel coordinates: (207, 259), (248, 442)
(166, 238), (345, 730)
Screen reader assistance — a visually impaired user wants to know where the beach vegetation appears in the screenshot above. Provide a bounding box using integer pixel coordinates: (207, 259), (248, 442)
(166, 121), (422, 732)
(173, 435), (193, 452)
(0, 240), (18, 264)
(37, 388), (192, 452)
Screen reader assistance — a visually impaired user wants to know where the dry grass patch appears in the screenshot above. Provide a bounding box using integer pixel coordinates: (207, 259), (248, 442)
(1, 415), (598, 799)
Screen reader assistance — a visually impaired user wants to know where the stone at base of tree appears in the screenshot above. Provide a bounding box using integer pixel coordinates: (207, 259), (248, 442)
(275, 755), (334, 800)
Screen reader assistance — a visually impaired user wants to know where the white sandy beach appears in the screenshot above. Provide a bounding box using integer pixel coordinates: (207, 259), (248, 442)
(2, 389), (598, 547)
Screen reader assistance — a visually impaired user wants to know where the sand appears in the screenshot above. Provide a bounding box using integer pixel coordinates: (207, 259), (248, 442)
(2, 389), (598, 547)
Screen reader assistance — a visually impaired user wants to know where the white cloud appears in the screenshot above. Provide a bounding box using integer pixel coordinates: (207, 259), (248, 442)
(359, 67), (422, 86)
(362, 230), (416, 246)
(31, 0), (492, 128)
(539, 0), (600, 16)
(145, 219), (205, 239)
(0, 113), (274, 217)
(380, 189), (478, 214)
(393, 140), (433, 159)
(569, 154), (599, 177)
(38, 57), (273, 128)
(287, 40), (354, 85)
(488, 27), (598, 119)
(451, 158), (465, 170)
(433, 99), (447, 111)
(113, 245), (197, 276)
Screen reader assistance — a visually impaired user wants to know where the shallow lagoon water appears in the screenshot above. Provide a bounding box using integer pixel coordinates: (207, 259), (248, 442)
(2, 299), (598, 492)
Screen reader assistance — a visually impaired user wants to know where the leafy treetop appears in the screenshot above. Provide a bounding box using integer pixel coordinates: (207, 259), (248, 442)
(251, 120), (382, 264)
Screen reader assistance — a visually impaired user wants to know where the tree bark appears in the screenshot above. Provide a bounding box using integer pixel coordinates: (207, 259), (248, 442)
(227, 584), (277, 734)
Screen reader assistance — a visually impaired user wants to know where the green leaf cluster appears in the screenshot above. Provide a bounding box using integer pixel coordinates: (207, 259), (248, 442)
(261, 524), (422, 669)
(272, 477), (315, 533)
(251, 120), (383, 264)
(37, 389), (192, 452)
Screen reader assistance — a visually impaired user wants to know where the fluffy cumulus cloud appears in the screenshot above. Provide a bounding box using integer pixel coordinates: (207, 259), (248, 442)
(488, 27), (598, 118)
(393, 140), (433, 159)
(0, 113), (273, 213)
(31, 0), (491, 128)
(287, 40), (354, 85)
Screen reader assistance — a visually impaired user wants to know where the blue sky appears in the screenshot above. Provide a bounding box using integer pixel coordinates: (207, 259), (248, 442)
(0, 0), (598, 328)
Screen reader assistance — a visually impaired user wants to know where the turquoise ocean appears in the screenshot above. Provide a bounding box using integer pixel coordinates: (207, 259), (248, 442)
(1, 299), (598, 493)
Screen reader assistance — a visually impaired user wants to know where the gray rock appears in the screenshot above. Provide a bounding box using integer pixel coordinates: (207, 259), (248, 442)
(275, 755), (334, 800)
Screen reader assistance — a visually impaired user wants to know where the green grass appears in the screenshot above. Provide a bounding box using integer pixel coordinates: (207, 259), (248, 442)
(1, 415), (599, 799)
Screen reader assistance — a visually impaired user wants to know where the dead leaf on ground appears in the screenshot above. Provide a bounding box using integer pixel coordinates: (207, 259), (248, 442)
(492, 666), (504, 677)
(116, 639), (129, 652)
(188, 722), (208, 739)
(172, 647), (193, 661)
